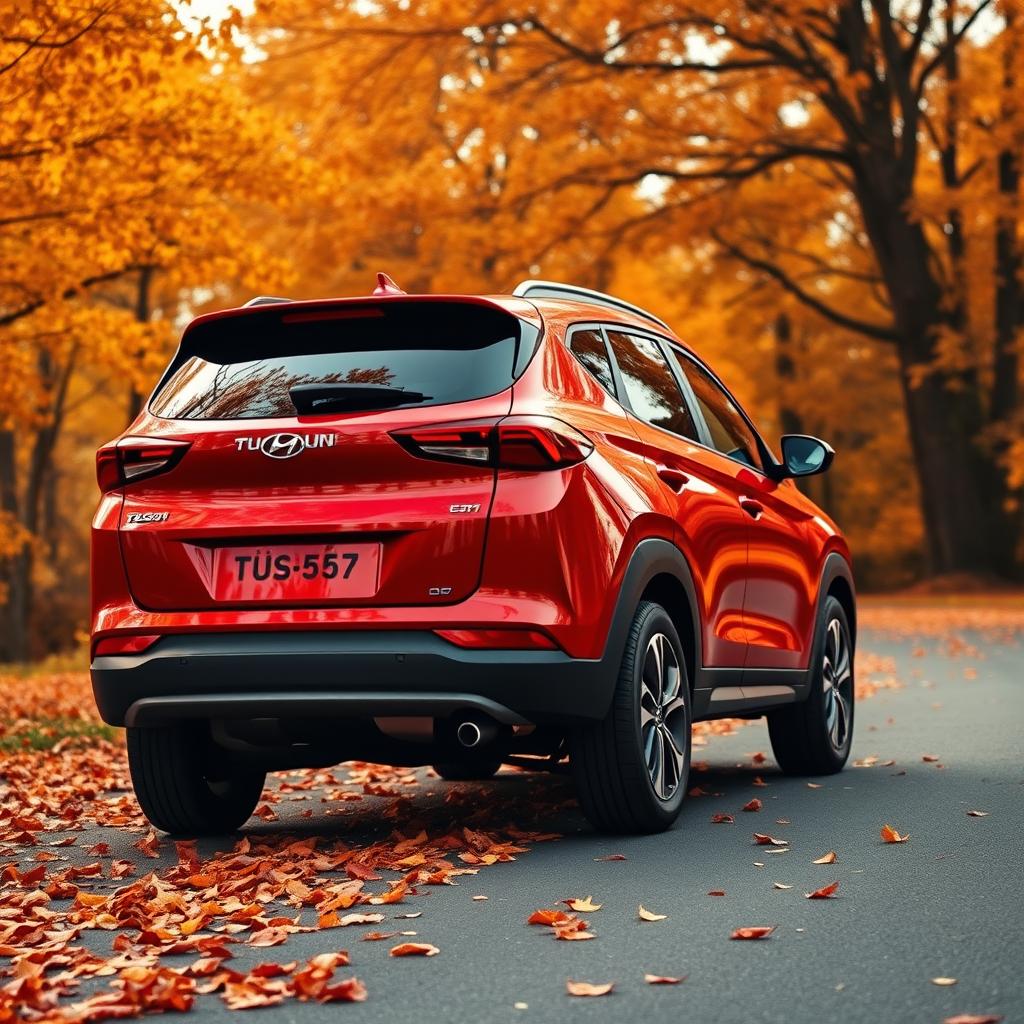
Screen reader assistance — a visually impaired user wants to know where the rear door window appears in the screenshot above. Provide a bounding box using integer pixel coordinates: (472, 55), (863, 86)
(605, 330), (700, 441)
(150, 302), (529, 420)
(568, 328), (616, 395)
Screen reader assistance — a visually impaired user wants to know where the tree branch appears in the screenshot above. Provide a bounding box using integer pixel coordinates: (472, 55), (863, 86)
(712, 232), (898, 342)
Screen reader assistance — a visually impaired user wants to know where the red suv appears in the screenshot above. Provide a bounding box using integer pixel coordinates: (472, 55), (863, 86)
(91, 276), (855, 836)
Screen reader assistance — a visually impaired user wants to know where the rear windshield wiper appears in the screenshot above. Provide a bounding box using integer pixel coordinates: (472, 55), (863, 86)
(288, 383), (431, 414)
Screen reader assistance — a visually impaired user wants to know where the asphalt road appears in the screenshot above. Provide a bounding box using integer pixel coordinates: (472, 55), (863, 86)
(21, 626), (1024, 1023)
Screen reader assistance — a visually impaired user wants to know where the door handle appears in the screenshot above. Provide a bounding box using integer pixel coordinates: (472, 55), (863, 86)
(656, 465), (689, 492)
(739, 497), (764, 519)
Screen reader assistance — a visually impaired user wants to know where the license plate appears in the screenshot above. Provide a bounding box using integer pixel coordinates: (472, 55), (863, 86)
(212, 544), (380, 602)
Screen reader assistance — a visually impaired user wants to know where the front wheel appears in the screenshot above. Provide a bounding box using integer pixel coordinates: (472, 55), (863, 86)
(571, 601), (691, 834)
(768, 595), (854, 774)
(127, 724), (266, 835)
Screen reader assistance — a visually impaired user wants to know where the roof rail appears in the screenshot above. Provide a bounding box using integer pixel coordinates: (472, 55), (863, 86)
(512, 279), (669, 331)
(242, 295), (293, 307)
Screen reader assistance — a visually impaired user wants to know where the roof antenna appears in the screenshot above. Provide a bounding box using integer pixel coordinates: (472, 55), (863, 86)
(373, 272), (406, 296)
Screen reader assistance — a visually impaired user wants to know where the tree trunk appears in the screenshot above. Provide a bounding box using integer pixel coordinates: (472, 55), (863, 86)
(852, 161), (1004, 574)
(127, 266), (154, 421)
(0, 429), (30, 663)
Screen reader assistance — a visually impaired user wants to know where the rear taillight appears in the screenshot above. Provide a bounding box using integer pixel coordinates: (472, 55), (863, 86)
(96, 437), (190, 492)
(93, 634), (161, 657)
(434, 628), (558, 650)
(392, 416), (592, 470)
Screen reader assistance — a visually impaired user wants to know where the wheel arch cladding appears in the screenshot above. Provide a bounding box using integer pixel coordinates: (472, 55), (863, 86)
(607, 538), (702, 694)
(820, 552), (856, 648)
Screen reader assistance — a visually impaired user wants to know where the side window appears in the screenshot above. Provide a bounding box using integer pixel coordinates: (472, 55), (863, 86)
(671, 351), (763, 470)
(568, 328), (616, 395)
(605, 330), (699, 441)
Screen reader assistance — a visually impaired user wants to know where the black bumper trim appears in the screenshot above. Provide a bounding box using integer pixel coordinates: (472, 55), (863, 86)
(125, 691), (529, 728)
(91, 630), (613, 727)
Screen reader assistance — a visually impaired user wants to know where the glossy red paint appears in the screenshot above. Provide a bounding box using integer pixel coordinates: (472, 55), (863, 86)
(91, 288), (851, 678)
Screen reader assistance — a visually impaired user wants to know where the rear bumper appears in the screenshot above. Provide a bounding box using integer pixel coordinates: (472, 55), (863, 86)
(91, 631), (615, 728)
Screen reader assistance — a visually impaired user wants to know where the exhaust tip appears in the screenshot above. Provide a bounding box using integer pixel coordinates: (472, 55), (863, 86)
(456, 720), (484, 748)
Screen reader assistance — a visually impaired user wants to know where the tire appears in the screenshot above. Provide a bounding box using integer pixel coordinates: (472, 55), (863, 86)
(126, 723), (266, 836)
(768, 595), (854, 775)
(570, 601), (691, 834)
(431, 756), (503, 781)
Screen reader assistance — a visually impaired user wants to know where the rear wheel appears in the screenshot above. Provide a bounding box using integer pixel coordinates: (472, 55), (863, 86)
(431, 755), (503, 781)
(571, 601), (691, 834)
(767, 595), (854, 774)
(126, 724), (265, 835)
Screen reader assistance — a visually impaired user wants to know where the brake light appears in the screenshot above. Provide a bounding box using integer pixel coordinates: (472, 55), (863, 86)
(96, 437), (190, 492)
(393, 417), (592, 470)
(93, 634), (161, 657)
(433, 628), (558, 650)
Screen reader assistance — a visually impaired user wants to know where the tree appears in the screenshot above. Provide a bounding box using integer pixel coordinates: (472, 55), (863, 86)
(247, 0), (1024, 576)
(0, 1), (308, 659)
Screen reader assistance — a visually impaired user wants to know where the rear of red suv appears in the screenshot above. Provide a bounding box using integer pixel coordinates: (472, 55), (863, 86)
(91, 288), (648, 834)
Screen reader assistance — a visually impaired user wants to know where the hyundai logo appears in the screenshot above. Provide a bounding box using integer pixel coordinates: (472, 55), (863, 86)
(261, 433), (305, 459)
(233, 433), (336, 458)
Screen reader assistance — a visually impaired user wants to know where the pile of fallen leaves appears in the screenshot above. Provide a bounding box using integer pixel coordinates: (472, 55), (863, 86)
(0, 746), (564, 1019)
(0, 668), (580, 1019)
(859, 601), (1024, 644)
(0, 673), (113, 753)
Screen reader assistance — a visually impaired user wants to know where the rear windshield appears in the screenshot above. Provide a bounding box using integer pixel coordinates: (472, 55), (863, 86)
(150, 301), (529, 420)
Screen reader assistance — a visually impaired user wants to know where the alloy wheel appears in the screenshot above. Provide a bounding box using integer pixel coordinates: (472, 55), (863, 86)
(639, 632), (688, 801)
(822, 616), (853, 752)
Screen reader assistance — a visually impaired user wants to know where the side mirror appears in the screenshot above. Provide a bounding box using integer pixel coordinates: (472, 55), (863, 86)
(778, 434), (834, 478)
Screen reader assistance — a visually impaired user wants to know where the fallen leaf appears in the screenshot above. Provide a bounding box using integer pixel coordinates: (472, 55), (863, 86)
(472, 895), (488, 901)
(315, 977), (368, 1003)
(390, 942), (439, 957)
(932, 977), (958, 986)
(554, 926), (596, 941)
(644, 973), (685, 984)
(966, 811), (989, 817)
(730, 926), (775, 940)
(707, 890), (726, 897)
(566, 980), (614, 997)
(565, 896), (602, 912)
(807, 782), (822, 789)
(813, 851), (838, 864)
(638, 905), (667, 922)
(754, 833), (788, 846)
(773, 883), (793, 890)
(370, 881), (407, 905)
(528, 908), (575, 927)
(942, 1016), (1003, 1024)
(805, 881), (840, 899)
(134, 832), (160, 858)
(711, 813), (735, 824)
(249, 927), (291, 948)
(881, 824), (910, 844)
(593, 854), (627, 861)
(922, 754), (940, 762)
(742, 799), (762, 812)
(362, 931), (399, 941)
